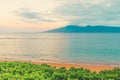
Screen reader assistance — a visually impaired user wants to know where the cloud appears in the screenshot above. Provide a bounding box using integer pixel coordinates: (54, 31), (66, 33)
(14, 8), (55, 23)
(13, 0), (120, 26)
(54, 0), (120, 26)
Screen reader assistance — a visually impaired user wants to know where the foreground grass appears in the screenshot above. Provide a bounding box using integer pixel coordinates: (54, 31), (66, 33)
(0, 62), (120, 80)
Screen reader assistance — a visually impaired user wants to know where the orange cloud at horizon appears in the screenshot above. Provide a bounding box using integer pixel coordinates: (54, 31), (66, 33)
(0, 20), (68, 32)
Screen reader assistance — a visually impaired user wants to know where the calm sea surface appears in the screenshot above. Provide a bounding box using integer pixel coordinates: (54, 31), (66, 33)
(0, 33), (120, 65)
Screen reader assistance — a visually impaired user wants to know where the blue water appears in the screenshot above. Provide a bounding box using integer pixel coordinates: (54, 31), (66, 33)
(0, 33), (120, 65)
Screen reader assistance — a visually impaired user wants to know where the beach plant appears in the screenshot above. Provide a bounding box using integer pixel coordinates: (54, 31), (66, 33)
(0, 61), (120, 80)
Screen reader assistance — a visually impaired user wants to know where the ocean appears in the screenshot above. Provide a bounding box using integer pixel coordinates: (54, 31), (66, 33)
(0, 33), (120, 65)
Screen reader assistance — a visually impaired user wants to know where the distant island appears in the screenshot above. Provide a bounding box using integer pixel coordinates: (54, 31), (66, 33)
(45, 25), (120, 33)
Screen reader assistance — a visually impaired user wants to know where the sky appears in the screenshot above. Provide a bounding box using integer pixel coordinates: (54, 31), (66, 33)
(0, 0), (120, 32)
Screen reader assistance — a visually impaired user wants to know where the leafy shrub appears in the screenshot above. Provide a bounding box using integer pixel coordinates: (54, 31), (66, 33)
(0, 61), (119, 80)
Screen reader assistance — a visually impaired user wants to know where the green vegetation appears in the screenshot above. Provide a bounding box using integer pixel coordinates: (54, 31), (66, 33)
(0, 62), (120, 80)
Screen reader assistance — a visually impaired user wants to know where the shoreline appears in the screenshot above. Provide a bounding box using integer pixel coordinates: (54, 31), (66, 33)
(0, 60), (117, 72)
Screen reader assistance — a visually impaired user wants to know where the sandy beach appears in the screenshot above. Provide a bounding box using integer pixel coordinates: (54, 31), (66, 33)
(0, 60), (115, 73)
(32, 62), (115, 73)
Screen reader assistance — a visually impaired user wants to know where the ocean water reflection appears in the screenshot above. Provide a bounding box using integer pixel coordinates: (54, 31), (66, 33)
(0, 33), (120, 65)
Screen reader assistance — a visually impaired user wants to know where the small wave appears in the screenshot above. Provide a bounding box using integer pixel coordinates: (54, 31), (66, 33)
(0, 37), (70, 40)
(0, 38), (42, 40)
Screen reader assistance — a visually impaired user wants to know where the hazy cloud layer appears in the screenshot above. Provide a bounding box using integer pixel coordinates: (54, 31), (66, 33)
(14, 8), (55, 23)
(13, 0), (120, 26)
(54, 0), (120, 26)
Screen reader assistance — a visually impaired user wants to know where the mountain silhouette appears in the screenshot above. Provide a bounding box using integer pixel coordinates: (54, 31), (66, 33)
(45, 25), (120, 33)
